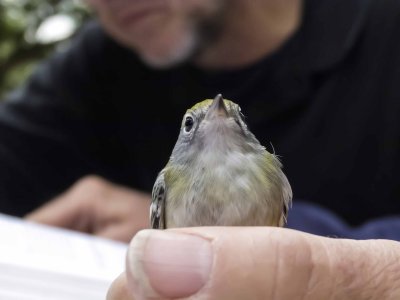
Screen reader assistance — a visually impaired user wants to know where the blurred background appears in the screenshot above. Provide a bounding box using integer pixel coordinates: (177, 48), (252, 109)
(0, 0), (91, 98)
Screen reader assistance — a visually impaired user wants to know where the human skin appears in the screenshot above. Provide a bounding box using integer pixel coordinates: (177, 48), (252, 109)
(26, 176), (150, 242)
(107, 227), (400, 300)
(85, 0), (302, 68)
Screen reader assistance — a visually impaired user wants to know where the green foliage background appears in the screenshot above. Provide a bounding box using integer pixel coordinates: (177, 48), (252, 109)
(0, 0), (91, 99)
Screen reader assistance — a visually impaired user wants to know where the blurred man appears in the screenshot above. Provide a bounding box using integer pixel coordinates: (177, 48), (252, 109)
(4, 0), (396, 240)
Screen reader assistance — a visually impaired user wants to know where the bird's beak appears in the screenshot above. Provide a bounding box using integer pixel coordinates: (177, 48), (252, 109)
(206, 94), (229, 119)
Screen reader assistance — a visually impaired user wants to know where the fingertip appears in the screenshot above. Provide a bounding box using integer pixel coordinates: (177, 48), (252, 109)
(124, 227), (320, 300)
(126, 229), (213, 299)
(107, 273), (133, 300)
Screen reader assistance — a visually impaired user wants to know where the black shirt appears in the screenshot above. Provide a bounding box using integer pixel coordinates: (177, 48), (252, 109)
(1, 0), (399, 225)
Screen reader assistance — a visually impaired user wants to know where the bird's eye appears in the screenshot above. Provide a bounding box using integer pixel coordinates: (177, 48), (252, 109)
(184, 116), (194, 132)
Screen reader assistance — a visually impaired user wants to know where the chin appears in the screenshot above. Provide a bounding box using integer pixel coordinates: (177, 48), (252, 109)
(136, 30), (199, 69)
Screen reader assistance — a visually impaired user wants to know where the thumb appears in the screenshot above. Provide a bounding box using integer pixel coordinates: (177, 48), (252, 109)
(125, 227), (318, 300)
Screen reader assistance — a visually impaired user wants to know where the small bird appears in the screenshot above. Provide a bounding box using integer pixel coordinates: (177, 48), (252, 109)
(150, 94), (292, 229)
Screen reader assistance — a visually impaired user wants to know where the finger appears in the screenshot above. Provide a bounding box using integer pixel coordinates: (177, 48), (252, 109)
(124, 227), (325, 300)
(107, 273), (134, 300)
(24, 190), (90, 231)
(25, 176), (108, 231)
(120, 227), (400, 300)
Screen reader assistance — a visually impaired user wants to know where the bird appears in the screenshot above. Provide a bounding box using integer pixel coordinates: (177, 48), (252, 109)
(150, 94), (292, 229)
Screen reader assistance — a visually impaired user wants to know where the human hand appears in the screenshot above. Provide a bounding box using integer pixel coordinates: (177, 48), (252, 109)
(107, 227), (400, 300)
(25, 175), (150, 242)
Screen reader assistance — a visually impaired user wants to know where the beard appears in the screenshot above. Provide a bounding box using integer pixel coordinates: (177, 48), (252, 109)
(138, 26), (198, 69)
(138, 4), (227, 69)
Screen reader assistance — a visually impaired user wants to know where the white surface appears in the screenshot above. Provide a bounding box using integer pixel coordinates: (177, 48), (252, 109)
(0, 214), (128, 299)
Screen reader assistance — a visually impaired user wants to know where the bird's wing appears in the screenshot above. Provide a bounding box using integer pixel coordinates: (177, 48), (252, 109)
(264, 152), (293, 227)
(150, 171), (167, 229)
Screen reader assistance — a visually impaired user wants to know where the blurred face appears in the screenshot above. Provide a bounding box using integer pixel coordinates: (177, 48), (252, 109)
(88, 0), (227, 68)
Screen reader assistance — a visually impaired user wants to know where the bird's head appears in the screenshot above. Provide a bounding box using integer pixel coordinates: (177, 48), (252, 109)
(170, 94), (263, 165)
